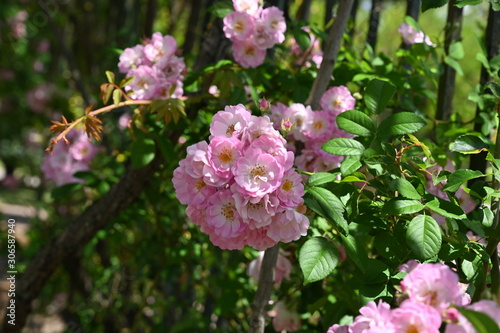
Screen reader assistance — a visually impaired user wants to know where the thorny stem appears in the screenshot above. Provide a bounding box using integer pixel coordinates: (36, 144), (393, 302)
(47, 100), (152, 152)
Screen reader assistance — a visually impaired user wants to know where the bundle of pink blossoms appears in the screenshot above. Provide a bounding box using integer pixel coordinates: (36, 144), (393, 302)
(173, 104), (309, 250)
(223, 0), (286, 68)
(327, 261), (500, 333)
(118, 32), (185, 100)
(42, 129), (100, 186)
(269, 85), (356, 172)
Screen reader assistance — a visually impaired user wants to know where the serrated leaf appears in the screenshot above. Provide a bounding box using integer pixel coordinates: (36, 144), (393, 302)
(389, 178), (421, 200)
(489, 82), (500, 99)
(425, 196), (466, 219)
(451, 134), (489, 154)
(382, 198), (424, 215)
(119, 76), (135, 88)
(336, 110), (376, 136)
(481, 205), (494, 227)
(293, 27), (311, 52)
(305, 187), (349, 235)
(444, 56), (464, 76)
(406, 215), (442, 260)
(364, 79), (396, 114)
(455, 0), (483, 7)
(113, 89), (122, 106)
(299, 237), (339, 284)
(422, 0), (449, 12)
(341, 155), (362, 176)
(457, 308), (500, 333)
(377, 112), (426, 137)
(100, 83), (115, 105)
(105, 70), (115, 84)
(341, 234), (369, 272)
(449, 41), (465, 59)
(131, 138), (156, 169)
(208, 0), (234, 18)
(322, 138), (365, 156)
(443, 169), (483, 192)
(307, 172), (339, 186)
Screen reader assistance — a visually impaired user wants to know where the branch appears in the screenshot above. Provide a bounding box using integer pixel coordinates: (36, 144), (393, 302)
(305, 0), (355, 109)
(248, 244), (280, 333)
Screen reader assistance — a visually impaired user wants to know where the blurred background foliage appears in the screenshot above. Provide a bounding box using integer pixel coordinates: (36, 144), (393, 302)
(0, 0), (495, 332)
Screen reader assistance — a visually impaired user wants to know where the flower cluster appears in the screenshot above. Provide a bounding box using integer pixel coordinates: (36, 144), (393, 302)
(118, 32), (185, 100)
(327, 261), (500, 333)
(42, 129), (100, 186)
(289, 27), (323, 68)
(398, 22), (435, 47)
(173, 104), (309, 250)
(269, 86), (356, 172)
(223, 0), (286, 68)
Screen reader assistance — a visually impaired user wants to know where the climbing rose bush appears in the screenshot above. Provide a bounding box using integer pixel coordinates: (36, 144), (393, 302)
(398, 22), (435, 47)
(173, 104), (309, 250)
(118, 32), (185, 100)
(223, 0), (286, 68)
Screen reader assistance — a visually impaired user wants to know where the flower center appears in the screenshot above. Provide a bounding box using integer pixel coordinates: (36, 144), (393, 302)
(226, 124), (235, 136)
(221, 203), (235, 221)
(333, 97), (342, 107)
(281, 179), (293, 192)
(406, 325), (419, 333)
(195, 180), (206, 191)
(218, 148), (233, 164)
(245, 46), (255, 56)
(248, 201), (264, 210)
(235, 21), (245, 32)
(250, 165), (266, 178)
(312, 120), (323, 131)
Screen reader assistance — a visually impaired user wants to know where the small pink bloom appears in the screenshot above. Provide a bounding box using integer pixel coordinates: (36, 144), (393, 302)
(320, 86), (356, 114)
(125, 65), (160, 100)
(233, 0), (261, 15)
(260, 6), (286, 43)
(144, 32), (177, 64)
(207, 135), (242, 179)
(207, 190), (247, 238)
(173, 160), (216, 207)
(118, 45), (145, 73)
(210, 104), (252, 139)
(391, 300), (441, 332)
(241, 115), (284, 147)
(223, 11), (255, 41)
(277, 169), (304, 207)
(267, 208), (309, 243)
(246, 226), (277, 250)
(269, 301), (301, 332)
(351, 300), (395, 333)
(399, 23), (435, 47)
(327, 324), (352, 333)
(184, 141), (210, 179)
(233, 192), (279, 228)
(304, 111), (336, 143)
(232, 40), (267, 68)
(445, 300), (500, 333)
(283, 103), (314, 141)
(247, 250), (292, 286)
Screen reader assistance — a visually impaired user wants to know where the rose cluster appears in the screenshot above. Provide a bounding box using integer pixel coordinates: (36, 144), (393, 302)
(269, 85), (356, 173)
(173, 104), (309, 250)
(398, 22), (435, 47)
(223, 0), (286, 68)
(328, 261), (500, 333)
(118, 32), (185, 100)
(42, 129), (100, 186)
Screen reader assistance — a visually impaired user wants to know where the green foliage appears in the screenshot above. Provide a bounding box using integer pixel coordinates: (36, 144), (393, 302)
(299, 237), (339, 284)
(457, 308), (500, 333)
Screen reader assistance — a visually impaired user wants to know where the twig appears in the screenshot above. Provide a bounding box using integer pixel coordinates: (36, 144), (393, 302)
(248, 244), (280, 333)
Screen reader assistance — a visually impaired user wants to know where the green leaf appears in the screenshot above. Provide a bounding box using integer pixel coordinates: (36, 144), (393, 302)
(293, 27), (311, 52)
(444, 56), (464, 76)
(307, 172), (339, 186)
(208, 0), (233, 18)
(105, 70), (115, 84)
(457, 308), (500, 333)
(131, 138), (156, 169)
(425, 196), (466, 220)
(422, 0), (449, 12)
(406, 215), (442, 260)
(336, 110), (376, 136)
(389, 178), (421, 200)
(443, 169), (483, 192)
(299, 237), (339, 284)
(340, 156), (362, 176)
(382, 198), (424, 215)
(119, 76), (135, 88)
(322, 138), (365, 156)
(489, 82), (500, 99)
(455, 0), (484, 7)
(112, 89), (122, 107)
(305, 187), (349, 235)
(341, 233), (369, 271)
(377, 112), (427, 137)
(51, 182), (83, 200)
(481, 205), (494, 228)
(449, 41), (465, 59)
(451, 134), (489, 154)
(364, 79), (396, 114)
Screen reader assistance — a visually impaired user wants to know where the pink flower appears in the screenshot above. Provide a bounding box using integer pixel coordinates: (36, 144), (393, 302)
(210, 104), (252, 139)
(351, 301), (395, 333)
(246, 227), (277, 250)
(267, 207), (309, 243)
(125, 65), (160, 100)
(223, 11), (255, 42)
(398, 23), (435, 47)
(260, 6), (286, 43)
(304, 111), (336, 143)
(390, 300), (442, 332)
(233, 0), (261, 15)
(26, 83), (53, 114)
(320, 86), (356, 114)
(118, 45), (145, 73)
(241, 115), (284, 147)
(233, 147), (285, 197)
(207, 190), (247, 238)
(207, 135), (242, 180)
(252, 22), (278, 50)
(172, 160), (216, 207)
(144, 32), (177, 65)
(233, 192), (279, 229)
(247, 250), (292, 286)
(269, 301), (301, 332)
(283, 103), (314, 141)
(69, 138), (99, 163)
(445, 300), (500, 333)
(277, 169), (304, 207)
(401, 263), (469, 312)
(184, 141), (210, 179)
(327, 324), (352, 333)
(232, 40), (267, 68)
